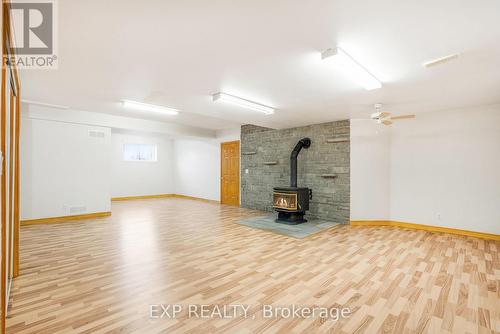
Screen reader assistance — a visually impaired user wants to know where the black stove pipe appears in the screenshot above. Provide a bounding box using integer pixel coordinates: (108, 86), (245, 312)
(290, 138), (311, 187)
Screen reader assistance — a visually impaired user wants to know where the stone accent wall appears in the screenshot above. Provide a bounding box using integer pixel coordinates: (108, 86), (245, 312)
(241, 120), (350, 224)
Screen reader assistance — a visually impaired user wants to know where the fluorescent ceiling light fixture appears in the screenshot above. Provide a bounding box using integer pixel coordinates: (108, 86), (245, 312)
(423, 53), (459, 68)
(21, 99), (69, 110)
(122, 100), (179, 115)
(212, 93), (274, 115)
(321, 47), (382, 90)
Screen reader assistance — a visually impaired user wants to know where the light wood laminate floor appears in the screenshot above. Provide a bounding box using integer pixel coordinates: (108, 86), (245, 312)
(7, 198), (500, 333)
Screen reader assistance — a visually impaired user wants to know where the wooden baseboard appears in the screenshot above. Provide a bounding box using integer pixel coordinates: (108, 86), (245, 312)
(171, 194), (220, 204)
(351, 220), (392, 227)
(111, 193), (220, 204)
(350, 220), (500, 240)
(20, 193), (219, 225)
(111, 194), (175, 201)
(21, 212), (112, 226)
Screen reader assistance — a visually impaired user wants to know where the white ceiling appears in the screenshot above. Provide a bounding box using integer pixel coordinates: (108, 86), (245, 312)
(20, 0), (500, 130)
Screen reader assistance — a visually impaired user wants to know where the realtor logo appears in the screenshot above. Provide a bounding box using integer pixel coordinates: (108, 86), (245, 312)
(9, 0), (58, 69)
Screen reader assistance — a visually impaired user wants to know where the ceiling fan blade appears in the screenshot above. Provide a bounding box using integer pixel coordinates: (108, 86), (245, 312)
(382, 120), (393, 126)
(371, 111), (391, 120)
(391, 114), (416, 120)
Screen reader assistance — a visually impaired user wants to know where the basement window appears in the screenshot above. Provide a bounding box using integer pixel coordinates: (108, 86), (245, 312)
(123, 143), (158, 162)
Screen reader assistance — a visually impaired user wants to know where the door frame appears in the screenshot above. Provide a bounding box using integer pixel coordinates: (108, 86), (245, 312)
(2, 1), (21, 331)
(220, 140), (240, 206)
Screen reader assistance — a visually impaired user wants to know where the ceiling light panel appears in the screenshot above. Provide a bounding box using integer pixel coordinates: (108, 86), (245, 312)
(212, 93), (274, 115)
(122, 100), (179, 115)
(321, 47), (382, 90)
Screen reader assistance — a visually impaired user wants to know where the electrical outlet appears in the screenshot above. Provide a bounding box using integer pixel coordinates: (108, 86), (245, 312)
(245, 169), (249, 174)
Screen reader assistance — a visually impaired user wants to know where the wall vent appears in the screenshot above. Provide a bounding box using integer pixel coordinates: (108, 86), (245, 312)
(88, 130), (105, 138)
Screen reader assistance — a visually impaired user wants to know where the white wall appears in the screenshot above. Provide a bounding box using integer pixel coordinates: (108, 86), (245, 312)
(389, 105), (500, 234)
(20, 102), (240, 218)
(215, 128), (241, 142)
(350, 120), (391, 220)
(110, 131), (174, 198)
(173, 140), (220, 201)
(20, 117), (111, 220)
(350, 104), (500, 234)
(173, 128), (241, 201)
(25, 104), (216, 138)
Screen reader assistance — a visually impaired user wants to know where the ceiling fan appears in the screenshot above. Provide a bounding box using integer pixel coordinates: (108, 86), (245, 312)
(370, 103), (416, 126)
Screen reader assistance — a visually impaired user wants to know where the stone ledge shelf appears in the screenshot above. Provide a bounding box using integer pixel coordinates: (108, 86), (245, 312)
(326, 137), (349, 143)
(263, 161), (278, 165)
(321, 174), (338, 178)
(242, 151), (257, 155)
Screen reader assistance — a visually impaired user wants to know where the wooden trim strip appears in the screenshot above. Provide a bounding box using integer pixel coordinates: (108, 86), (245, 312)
(2, 1), (20, 330)
(7, 86), (14, 282)
(171, 194), (220, 204)
(21, 212), (112, 226)
(350, 220), (500, 241)
(111, 194), (175, 201)
(12, 92), (19, 277)
(1, 3), (8, 330)
(350, 220), (392, 226)
(112, 194), (220, 204)
(21, 195), (220, 226)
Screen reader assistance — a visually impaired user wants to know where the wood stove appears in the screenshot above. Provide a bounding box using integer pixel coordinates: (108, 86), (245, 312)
(273, 138), (312, 224)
